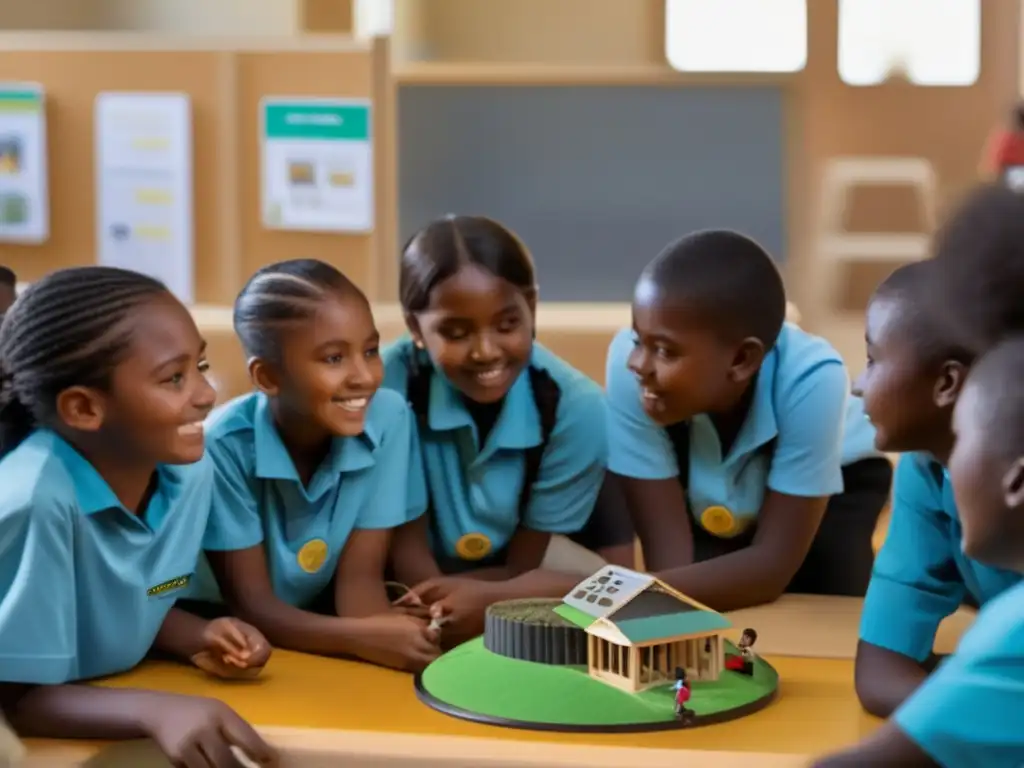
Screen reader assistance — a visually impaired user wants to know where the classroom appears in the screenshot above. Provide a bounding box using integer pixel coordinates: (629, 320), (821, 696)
(0, 1), (1019, 766)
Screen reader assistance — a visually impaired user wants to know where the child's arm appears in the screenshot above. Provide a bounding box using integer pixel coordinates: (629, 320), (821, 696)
(821, 597), (1023, 768)
(810, 723), (938, 768)
(152, 606), (215, 659)
(390, 516), (443, 586)
(653, 362), (848, 611)
(604, 332), (694, 570)
(2, 684), (276, 764)
(854, 642), (932, 718)
(208, 547), (375, 656)
(855, 456), (966, 716)
(334, 529), (395, 617)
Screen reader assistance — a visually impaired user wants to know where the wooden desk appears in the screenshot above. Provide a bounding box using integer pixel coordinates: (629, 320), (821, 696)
(23, 595), (976, 766)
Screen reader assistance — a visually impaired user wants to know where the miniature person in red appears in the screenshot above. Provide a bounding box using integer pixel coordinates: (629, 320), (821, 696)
(673, 666), (693, 721)
(725, 627), (758, 675)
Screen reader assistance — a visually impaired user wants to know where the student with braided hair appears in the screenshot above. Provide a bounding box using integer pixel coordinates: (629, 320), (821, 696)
(187, 259), (441, 673)
(0, 267), (276, 768)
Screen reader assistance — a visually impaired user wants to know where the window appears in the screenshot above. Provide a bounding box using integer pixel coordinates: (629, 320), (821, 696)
(664, 0), (807, 73)
(838, 0), (980, 86)
(354, 0), (393, 38)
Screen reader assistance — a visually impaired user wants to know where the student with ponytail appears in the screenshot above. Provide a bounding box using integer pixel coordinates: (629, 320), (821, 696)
(0, 267), (277, 768)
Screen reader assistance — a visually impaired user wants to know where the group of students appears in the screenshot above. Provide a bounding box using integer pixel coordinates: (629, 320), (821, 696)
(0, 183), (1019, 766)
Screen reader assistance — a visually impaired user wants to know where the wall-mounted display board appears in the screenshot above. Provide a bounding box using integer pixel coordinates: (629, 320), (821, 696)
(260, 97), (373, 233)
(0, 82), (49, 243)
(0, 33), (395, 304)
(95, 92), (194, 302)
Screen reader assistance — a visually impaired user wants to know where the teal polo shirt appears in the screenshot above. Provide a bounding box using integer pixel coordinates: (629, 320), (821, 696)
(198, 389), (425, 609)
(893, 580), (1024, 767)
(605, 323), (875, 538)
(381, 338), (607, 561)
(0, 429), (212, 683)
(860, 453), (1020, 661)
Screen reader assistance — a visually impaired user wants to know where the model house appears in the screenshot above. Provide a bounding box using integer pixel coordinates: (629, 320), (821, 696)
(554, 566), (732, 693)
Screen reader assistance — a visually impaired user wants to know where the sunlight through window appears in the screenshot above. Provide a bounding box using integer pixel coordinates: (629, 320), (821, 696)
(838, 0), (980, 86)
(665, 0), (807, 73)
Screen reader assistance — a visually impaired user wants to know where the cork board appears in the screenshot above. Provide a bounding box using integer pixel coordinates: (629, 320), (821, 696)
(0, 33), (392, 304)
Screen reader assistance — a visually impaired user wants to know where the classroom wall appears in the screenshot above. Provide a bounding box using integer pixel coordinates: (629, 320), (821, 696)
(392, 0), (1021, 375)
(104, 0), (300, 35)
(0, 0), (112, 30)
(399, 84), (786, 301)
(0, 34), (393, 305)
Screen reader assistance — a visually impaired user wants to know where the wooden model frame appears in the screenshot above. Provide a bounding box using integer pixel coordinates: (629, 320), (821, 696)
(586, 628), (725, 693)
(559, 567), (732, 694)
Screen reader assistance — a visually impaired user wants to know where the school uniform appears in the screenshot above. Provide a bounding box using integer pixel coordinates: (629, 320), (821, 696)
(0, 429), (212, 683)
(191, 388), (425, 610)
(605, 323), (892, 596)
(382, 338), (612, 573)
(860, 454), (1020, 662)
(892, 579), (1024, 768)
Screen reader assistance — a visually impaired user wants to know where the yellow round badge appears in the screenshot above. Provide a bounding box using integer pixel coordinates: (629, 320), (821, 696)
(297, 539), (329, 574)
(455, 532), (492, 561)
(700, 506), (738, 538)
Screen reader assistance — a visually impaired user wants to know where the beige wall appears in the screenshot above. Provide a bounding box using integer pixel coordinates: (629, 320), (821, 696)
(106, 0), (299, 34)
(0, 0), (301, 34)
(0, 0), (112, 30)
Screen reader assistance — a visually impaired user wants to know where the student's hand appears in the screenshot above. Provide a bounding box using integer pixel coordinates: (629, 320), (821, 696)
(393, 575), (472, 607)
(425, 580), (499, 642)
(352, 613), (441, 673)
(143, 694), (278, 767)
(192, 618), (272, 680)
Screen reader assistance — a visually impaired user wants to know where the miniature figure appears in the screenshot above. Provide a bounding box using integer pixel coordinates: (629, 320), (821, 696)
(672, 667), (695, 723)
(725, 627), (758, 676)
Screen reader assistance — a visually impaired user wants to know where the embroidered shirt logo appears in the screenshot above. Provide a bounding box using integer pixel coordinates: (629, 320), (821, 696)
(147, 573), (192, 598)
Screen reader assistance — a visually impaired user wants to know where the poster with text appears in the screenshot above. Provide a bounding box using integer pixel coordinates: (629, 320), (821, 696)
(0, 83), (49, 243)
(95, 92), (194, 303)
(260, 98), (373, 233)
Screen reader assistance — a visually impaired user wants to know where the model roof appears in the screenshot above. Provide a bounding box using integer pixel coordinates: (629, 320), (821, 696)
(554, 566), (731, 645)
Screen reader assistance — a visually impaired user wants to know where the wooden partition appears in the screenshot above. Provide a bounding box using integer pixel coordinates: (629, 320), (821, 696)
(389, 0), (1020, 371)
(0, 32), (396, 304)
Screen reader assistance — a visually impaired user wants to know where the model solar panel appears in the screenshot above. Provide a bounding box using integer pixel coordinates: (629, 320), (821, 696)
(562, 566), (654, 618)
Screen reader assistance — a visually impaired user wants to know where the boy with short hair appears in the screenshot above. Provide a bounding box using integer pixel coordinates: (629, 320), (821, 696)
(816, 336), (1024, 767)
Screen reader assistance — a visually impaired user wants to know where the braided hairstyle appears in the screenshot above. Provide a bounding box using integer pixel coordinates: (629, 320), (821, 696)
(234, 259), (367, 363)
(0, 267), (168, 459)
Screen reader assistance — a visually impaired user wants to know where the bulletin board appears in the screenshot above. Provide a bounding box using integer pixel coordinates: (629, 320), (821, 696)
(0, 33), (395, 304)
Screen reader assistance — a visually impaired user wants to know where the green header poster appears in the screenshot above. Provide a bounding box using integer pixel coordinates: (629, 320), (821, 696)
(260, 98), (373, 233)
(0, 83), (49, 243)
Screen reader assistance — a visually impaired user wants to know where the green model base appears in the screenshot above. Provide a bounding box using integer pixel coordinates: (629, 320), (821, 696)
(417, 637), (779, 733)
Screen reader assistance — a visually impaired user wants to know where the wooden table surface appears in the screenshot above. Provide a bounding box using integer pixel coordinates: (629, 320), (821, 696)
(23, 595), (976, 766)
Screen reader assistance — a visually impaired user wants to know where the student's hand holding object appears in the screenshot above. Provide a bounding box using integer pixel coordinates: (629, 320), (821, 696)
(144, 694), (278, 768)
(191, 617), (272, 680)
(393, 575), (473, 607)
(353, 613), (441, 672)
(422, 580), (501, 642)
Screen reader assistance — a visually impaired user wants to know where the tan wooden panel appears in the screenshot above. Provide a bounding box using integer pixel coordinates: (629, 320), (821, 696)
(235, 47), (375, 290)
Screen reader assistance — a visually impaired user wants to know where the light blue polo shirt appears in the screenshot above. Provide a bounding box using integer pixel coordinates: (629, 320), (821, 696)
(198, 389), (425, 609)
(381, 338), (607, 560)
(860, 454), (1020, 661)
(0, 429), (212, 684)
(893, 580), (1024, 767)
(606, 324), (878, 538)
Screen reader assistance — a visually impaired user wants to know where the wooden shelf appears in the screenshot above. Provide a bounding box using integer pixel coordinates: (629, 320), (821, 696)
(393, 61), (799, 87)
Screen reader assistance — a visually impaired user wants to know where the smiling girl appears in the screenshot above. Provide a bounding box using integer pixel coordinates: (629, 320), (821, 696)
(383, 216), (620, 641)
(188, 260), (440, 672)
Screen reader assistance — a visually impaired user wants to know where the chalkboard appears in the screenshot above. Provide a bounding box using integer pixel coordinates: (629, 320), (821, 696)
(398, 85), (786, 301)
